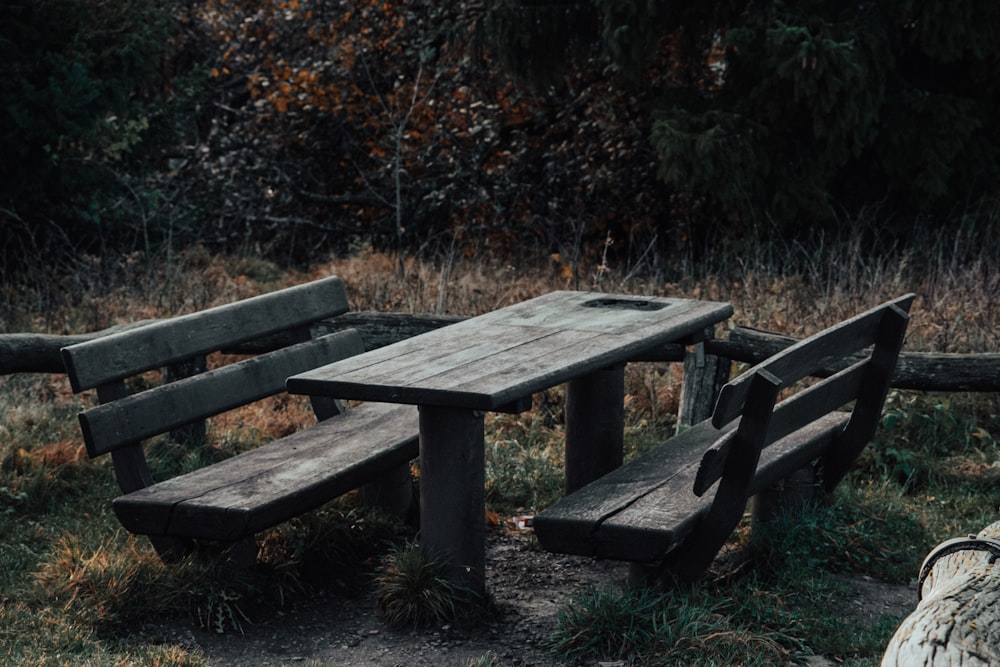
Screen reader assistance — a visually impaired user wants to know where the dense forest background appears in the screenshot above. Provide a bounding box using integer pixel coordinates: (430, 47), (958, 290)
(3, 0), (999, 284)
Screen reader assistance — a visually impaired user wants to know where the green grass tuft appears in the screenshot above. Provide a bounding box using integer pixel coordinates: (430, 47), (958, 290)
(374, 541), (491, 629)
(546, 584), (794, 666)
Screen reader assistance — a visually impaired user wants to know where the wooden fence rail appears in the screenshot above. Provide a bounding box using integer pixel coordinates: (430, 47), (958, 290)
(3, 313), (999, 393)
(719, 327), (1000, 392)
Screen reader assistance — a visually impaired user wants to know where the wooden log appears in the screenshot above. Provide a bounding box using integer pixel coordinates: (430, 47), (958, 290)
(724, 327), (1000, 392)
(5, 316), (1000, 394)
(677, 343), (732, 428)
(882, 519), (1000, 665)
(0, 312), (456, 375)
(0, 321), (155, 374)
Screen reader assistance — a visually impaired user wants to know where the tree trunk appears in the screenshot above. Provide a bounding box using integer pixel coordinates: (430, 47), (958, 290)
(882, 519), (1000, 666)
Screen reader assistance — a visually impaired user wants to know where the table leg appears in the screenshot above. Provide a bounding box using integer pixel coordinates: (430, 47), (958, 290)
(418, 405), (486, 597)
(564, 363), (625, 494)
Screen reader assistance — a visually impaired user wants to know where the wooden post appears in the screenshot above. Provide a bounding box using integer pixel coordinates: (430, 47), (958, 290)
(418, 405), (486, 597)
(882, 519), (1000, 665)
(564, 364), (625, 494)
(98, 380), (192, 562)
(677, 341), (731, 430)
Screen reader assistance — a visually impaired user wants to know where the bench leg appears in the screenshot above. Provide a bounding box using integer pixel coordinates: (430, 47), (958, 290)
(564, 364), (625, 494)
(148, 535), (195, 563)
(627, 561), (666, 589)
(418, 405), (486, 598)
(751, 465), (818, 524)
(358, 462), (414, 521)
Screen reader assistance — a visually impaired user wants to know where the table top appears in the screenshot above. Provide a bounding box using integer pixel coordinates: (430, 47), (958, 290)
(286, 291), (733, 411)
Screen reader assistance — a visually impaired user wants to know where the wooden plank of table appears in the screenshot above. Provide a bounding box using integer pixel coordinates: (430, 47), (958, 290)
(287, 296), (732, 411)
(470, 292), (722, 334)
(323, 323), (567, 387)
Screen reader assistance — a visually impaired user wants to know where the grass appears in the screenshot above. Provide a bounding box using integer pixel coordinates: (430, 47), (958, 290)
(374, 541), (491, 629)
(1, 226), (999, 665)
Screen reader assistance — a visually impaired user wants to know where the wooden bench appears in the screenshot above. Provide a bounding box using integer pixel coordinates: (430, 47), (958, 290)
(60, 276), (419, 561)
(533, 294), (914, 582)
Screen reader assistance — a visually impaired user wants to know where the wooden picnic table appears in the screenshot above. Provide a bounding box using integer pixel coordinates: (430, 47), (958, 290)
(286, 290), (733, 595)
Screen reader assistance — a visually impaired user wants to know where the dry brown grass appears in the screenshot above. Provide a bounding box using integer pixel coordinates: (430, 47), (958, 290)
(6, 240), (998, 351)
(4, 240), (997, 450)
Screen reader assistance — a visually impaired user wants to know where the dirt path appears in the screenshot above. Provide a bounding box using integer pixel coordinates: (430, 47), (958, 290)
(146, 529), (917, 667)
(149, 530), (626, 666)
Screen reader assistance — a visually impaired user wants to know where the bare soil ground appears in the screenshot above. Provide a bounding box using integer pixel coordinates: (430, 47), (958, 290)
(145, 528), (917, 667)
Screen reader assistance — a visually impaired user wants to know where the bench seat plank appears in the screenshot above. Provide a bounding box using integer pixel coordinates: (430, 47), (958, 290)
(113, 402), (419, 542)
(533, 412), (849, 563)
(532, 419), (733, 558)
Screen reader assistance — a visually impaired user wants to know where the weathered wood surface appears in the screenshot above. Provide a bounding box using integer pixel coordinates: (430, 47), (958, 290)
(418, 405), (487, 595)
(79, 331), (364, 457)
(287, 292), (732, 411)
(7, 309), (999, 394)
(882, 519), (1000, 666)
(0, 321), (156, 374)
(287, 291), (732, 599)
(58, 276), (421, 557)
(113, 402), (418, 541)
(677, 346), (732, 427)
(564, 364), (625, 493)
(61, 275), (349, 392)
(533, 296), (912, 580)
(534, 418), (725, 561)
(727, 327), (1000, 392)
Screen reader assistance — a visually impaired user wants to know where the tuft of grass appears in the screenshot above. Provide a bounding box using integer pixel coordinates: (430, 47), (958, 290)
(745, 489), (930, 584)
(462, 652), (508, 667)
(30, 532), (261, 637)
(374, 541), (489, 628)
(545, 585), (668, 662)
(260, 497), (414, 595)
(546, 584), (793, 666)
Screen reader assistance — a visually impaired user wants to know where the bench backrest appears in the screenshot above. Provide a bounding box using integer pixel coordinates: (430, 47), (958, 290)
(62, 276), (350, 392)
(694, 293), (914, 497)
(60, 276), (357, 493)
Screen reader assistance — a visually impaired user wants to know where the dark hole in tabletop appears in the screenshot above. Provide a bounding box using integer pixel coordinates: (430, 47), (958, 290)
(582, 298), (668, 311)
